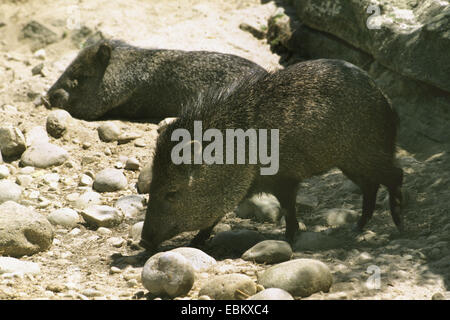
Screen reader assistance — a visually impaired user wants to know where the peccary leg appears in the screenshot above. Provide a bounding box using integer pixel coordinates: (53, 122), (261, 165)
(273, 179), (300, 243)
(383, 167), (404, 232)
(190, 219), (221, 247)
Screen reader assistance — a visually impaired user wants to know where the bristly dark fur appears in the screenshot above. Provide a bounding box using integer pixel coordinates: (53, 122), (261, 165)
(142, 58), (404, 251)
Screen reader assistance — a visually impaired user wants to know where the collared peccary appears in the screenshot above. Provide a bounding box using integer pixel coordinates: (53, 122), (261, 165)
(46, 39), (267, 120)
(139, 59), (404, 251)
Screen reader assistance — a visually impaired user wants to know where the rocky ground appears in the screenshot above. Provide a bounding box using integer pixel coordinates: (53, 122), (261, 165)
(0, 0), (449, 300)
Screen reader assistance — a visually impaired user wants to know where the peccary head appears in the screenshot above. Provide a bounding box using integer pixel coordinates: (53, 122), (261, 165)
(47, 40), (118, 119)
(140, 119), (256, 251)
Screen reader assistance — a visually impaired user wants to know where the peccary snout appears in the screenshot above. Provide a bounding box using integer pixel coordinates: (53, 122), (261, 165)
(48, 88), (69, 108)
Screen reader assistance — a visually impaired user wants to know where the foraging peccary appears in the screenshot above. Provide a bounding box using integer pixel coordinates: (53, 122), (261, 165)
(139, 59), (404, 251)
(46, 39), (267, 120)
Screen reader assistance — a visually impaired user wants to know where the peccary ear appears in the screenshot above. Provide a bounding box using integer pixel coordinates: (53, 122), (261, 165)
(97, 43), (111, 65)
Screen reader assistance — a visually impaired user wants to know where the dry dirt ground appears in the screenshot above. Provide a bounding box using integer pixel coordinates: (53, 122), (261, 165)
(0, 0), (449, 300)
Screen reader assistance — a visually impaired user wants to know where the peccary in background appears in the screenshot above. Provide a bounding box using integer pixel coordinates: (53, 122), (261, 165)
(140, 59), (404, 251)
(46, 39), (267, 120)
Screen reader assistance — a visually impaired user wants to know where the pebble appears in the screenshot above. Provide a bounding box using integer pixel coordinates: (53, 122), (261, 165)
(235, 193), (281, 223)
(0, 201), (54, 257)
(74, 191), (102, 209)
(199, 274), (256, 300)
(169, 247), (217, 272)
(242, 240), (292, 264)
(97, 227), (112, 236)
(25, 126), (49, 147)
(110, 266), (122, 274)
(321, 208), (359, 227)
(247, 288), (294, 300)
(17, 174), (34, 187)
(257, 259), (333, 298)
(125, 157), (140, 170)
(134, 138), (147, 147)
(115, 195), (146, 218)
(79, 174), (93, 186)
(80, 205), (123, 228)
(69, 228), (81, 236)
(210, 229), (265, 254)
(46, 110), (72, 138)
(33, 49), (46, 60)
(106, 237), (125, 247)
(0, 164), (10, 178)
(0, 257), (40, 276)
(82, 289), (102, 298)
(47, 208), (80, 228)
(0, 125), (26, 157)
(97, 122), (121, 142)
(93, 168), (128, 192)
(21, 142), (69, 168)
(293, 232), (341, 251)
(0, 180), (22, 204)
(141, 251), (195, 298)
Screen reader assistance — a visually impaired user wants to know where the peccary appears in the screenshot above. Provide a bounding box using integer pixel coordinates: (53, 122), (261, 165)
(140, 59), (404, 251)
(46, 39), (267, 120)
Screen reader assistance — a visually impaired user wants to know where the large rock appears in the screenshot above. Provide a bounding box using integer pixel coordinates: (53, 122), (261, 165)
(47, 208), (80, 229)
(141, 251), (195, 298)
(0, 125), (26, 158)
(46, 110), (72, 138)
(199, 274), (257, 300)
(0, 201), (54, 257)
(247, 288), (294, 300)
(80, 205), (123, 228)
(257, 258), (333, 297)
(235, 193), (282, 223)
(21, 142), (69, 168)
(292, 0), (450, 92)
(169, 247), (217, 272)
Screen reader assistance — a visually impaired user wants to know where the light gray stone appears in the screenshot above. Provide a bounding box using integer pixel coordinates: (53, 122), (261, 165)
(0, 201), (54, 257)
(115, 195), (146, 218)
(129, 221), (143, 242)
(0, 125), (26, 157)
(235, 193), (282, 223)
(0, 164), (10, 179)
(97, 122), (121, 142)
(242, 240), (292, 264)
(47, 208), (80, 228)
(257, 259), (333, 297)
(0, 257), (40, 275)
(0, 180), (22, 204)
(321, 208), (359, 227)
(74, 191), (102, 209)
(125, 157), (140, 170)
(247, 288), (294, 300)
(199, 274), (256, 300)
(21, 142), (69, 168)
(93, 168), (127, 192)
(141, 251), (195, 298)
(169, 247), (217, 272)
(46, 110), (72, 138)
(25, 126), (49, 147)
(80, 205), (123, 228)
(293, 232), (341, 251)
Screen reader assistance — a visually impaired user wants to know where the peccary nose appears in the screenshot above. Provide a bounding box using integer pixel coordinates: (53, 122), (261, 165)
(48, 88), (69, 108)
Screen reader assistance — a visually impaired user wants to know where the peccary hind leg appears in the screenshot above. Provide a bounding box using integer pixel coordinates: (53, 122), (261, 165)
(386, 167), (404, 232)
(273, 179), (300, 243)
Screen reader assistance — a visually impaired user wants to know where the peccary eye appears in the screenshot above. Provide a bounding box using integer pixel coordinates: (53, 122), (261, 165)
(165, 191), (178, 202)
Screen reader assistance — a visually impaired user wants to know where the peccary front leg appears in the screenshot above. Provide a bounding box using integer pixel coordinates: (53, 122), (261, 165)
(386, 167), (404, 232)
(273, 179), (300, 244)
(190, 218), (221, 247)
(356, 183), (380, 231)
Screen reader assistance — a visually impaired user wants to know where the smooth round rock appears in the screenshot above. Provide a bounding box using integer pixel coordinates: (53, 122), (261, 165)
(0, 257), (41, 275)
(46, 110), (72, 138)
(0, 165), (9, 179)
(0, 125), (26, 158)
(257, 259), (333, 298)
(293, 232), (341, 251)
(199, 274), (256, 300)
(169, 247), (217, 272)
(129, 221), (143, 242)
(141, 251), (195, 298)
(242, 240), (292, 264)
(247, 288), (294, 300)
(321, 208), (359, 227)
(93, 168), (127, 192)
(97, 122), (121, 142)
(125, 157), (140, 170)
(74, 191), (102, 210)
(47, 208), (80, 228)
(235, 193), (282, 223)
(0, 180), (22, 204)
(0, 201), (54, 257)
(80, 205), (123, 228)
(115, 195), (146, 218)
(21, 142), (69, 168)
(210, 230), (265, 254)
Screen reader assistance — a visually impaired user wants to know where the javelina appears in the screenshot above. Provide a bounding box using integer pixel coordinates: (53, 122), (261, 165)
(140, 59), (404, 251)
(46, 39), (267, 120)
